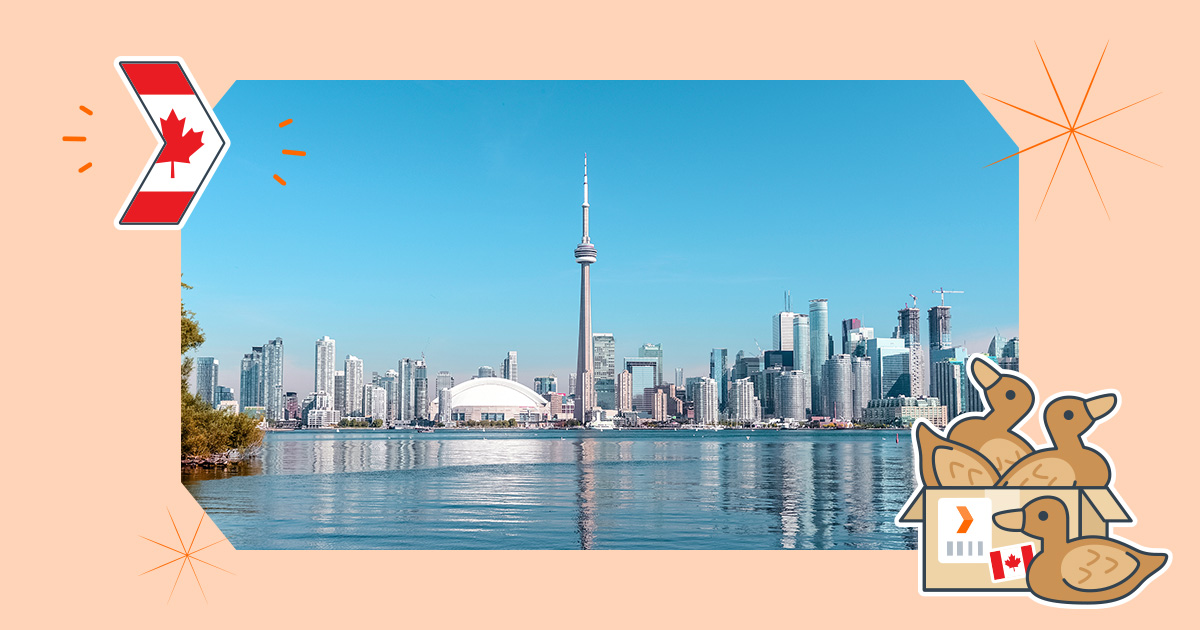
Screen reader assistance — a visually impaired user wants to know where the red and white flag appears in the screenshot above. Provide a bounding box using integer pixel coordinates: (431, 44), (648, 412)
(989, 542), (1037, 583)
(114, 57), (229, 229)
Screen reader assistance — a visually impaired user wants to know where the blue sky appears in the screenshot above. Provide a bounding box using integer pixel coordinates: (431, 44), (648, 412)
(183, 81), (1017, 396)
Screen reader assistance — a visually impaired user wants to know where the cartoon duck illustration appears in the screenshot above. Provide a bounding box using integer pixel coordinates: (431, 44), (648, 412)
(945, 356), (1036, 475)
(997, 392), (1118, 487)
(993, 496), (1168, 605)
(915, 421), (998, 487)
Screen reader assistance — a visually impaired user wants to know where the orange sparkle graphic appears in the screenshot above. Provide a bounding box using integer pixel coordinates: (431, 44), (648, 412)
(64, 105), (96, 173)
(140, 508), (232, 603)
(275, 118), (304, 184)
(984, 43), (1160, 220)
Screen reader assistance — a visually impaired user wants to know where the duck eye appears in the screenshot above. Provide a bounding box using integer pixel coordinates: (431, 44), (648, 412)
(1038, 511), (1049, 521)
(1064, 410), (1074, 420)
(1005, 390), (1016, 400)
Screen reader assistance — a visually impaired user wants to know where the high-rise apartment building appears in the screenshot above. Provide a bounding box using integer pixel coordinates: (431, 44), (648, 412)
(616, 370), (632, 412)
(414, 360), (428, 421)
(841, 318), (862, 354)
(314, 336), (336, 395)
(501, 351), (518, 382)
(792, 313), (810, 373)
(435, 370), (453, 395)
(195, 357), (218, 407)
(381, 369), (400, 424)
(931, 359), (964, 418)
(928, 306), (951, 350)
(897, 305), (921, 345)
(851, 355), (871, 421)
(809, 299), (829, 414)
(696, 377), (719, 425)
(367, 385), (387, 419)
(568, 373), (577, 396)
(776, 370), (807, 420)
(534, 375), (558, 396)
(263, 337), (284, 421)
(822, 354), (854, 420)
(344, 355), (364, 416)
(675, 367), (683, 388)
(239, 347), (263, 411)
(477, 366), (496, 378)
(729, 378), (760, 422)
(334, 371), (346, 413)
(710, 348), (728, 410)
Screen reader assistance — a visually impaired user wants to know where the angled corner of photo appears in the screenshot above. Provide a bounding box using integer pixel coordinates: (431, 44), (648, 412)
(180, 80), (1017, 550)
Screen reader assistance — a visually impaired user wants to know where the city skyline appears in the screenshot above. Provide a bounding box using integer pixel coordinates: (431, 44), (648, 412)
(183, 81), (1017, 395)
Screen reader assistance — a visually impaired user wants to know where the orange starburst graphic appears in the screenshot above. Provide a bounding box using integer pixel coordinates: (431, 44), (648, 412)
(275, 117), (305, 185)
(140, 508), (232, 603)
(984, 43), (1160, 220)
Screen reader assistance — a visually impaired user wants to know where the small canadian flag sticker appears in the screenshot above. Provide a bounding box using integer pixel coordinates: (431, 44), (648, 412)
(990, 543), (1037, 583)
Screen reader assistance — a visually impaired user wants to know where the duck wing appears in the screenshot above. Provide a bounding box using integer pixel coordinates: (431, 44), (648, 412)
(932, 445), (998, 487)
(1060, 544), (1142, 592)
(997, 455), (1077, 487)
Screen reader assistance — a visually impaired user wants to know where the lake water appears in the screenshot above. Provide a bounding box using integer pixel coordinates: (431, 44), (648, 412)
(183, 429), (919, 550)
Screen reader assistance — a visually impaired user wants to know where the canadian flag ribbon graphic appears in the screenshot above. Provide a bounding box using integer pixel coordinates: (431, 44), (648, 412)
(114, 57), (229, 229)
(989, 543), (1037, 583)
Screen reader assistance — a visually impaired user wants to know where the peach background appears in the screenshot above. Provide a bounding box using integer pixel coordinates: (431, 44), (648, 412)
(4, 1), (1197, 626)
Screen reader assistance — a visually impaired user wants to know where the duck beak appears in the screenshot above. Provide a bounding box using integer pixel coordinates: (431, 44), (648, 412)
(993, 509), (1024, 532)
(1085, 393), (1118, 421)
(971, 357), (1001, 390)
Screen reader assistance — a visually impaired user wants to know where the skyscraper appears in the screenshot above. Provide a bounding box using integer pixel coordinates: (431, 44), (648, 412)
(314, 336), (336, 396)
(625, 358), (658, 411)
(344, 355), (364, 416)
(822, 354), (854, 420)
(382, 369), (400, 425)
(195, 357), (218, 407)
(568, 373), (577, 396)
(809, 299), (829, 414)
(239, 347), (263, 411)
(868, 337), (910, 399)
(334, 370), (346, 414)
(398, 359), (416, 424)
(773, 311), (797, 351)
(729, 378), (760, 422)
(435, 371), (454, 395)
(931, 359), (964, 418)
(897, 305), (921, 345)
(501, 351), (518, 382)
(414, 360), (428, 421)
(534, 375), (558, 396)
(710, 348), (728, 410)
(675, 367), (683, 388)
(638, 343), (663, 385)
(593, 333), (616, 410)
(616, 370), (632, 412)
(574, 154), (598, 423)
(477, 366), (496, 378)
(792, 313), (810, 373)
(263, 337), (284, 421)
(841, 318), (862, 354)
(776, 370), (807, 420)
(852, 355), (871, 420)
(696, 377), (719, 425)
(927, 305), (951, 350)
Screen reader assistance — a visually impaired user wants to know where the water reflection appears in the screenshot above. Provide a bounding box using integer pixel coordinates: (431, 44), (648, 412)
(183, 430), (918, 550)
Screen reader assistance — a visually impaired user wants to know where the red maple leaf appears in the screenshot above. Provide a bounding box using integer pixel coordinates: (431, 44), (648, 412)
(156, 109), (204, 178)
(1004, 554), (1022, 571)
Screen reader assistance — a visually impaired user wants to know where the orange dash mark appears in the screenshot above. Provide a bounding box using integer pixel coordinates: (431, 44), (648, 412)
(78, 162), (92, 173)
(62, 136), (86, 142)
(282, 149), (306, 156)
(279, 118), (293, 127)
(274, 174), (286, 186)
(79, 105), (93, 115)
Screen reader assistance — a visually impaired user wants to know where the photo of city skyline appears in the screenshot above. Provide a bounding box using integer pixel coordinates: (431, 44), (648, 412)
(182, 80), (1018, 549)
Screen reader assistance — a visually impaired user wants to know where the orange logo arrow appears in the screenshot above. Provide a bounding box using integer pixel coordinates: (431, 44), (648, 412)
(956, 505), (974, 534)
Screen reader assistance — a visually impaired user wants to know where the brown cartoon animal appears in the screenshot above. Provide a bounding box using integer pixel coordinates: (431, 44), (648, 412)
(993, 496), (1168, 605)
(945, 356), (1036, 475)
(915, 421), (998, 487)
(997, 392), (1117, 487)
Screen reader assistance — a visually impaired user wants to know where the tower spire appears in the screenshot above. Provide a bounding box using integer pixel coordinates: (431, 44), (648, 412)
(582, 153), (589, 242)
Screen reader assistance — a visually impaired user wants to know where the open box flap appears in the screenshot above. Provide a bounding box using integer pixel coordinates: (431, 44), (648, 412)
(898, 489), (924, 523)
(1083, 487), (1133, 523)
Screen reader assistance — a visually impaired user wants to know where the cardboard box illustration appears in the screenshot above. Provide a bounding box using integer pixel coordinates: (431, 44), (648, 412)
(898, 487), (1132, 592)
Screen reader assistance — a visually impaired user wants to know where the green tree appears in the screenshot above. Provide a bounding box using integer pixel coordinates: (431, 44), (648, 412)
(181, 280), (264, 459)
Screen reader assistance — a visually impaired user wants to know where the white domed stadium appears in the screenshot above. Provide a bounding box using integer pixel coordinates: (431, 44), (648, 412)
(432, 377), (549, 425)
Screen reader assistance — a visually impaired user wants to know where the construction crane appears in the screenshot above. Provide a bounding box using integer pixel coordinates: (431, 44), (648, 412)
(931, 287), (965, 306)
(908, 293), (918, 308)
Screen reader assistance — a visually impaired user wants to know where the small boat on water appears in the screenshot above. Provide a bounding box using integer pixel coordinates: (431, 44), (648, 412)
(416, 426), (434, 433)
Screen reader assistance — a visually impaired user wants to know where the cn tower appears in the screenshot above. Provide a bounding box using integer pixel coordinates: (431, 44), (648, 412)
(574, 154), (597, 423)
